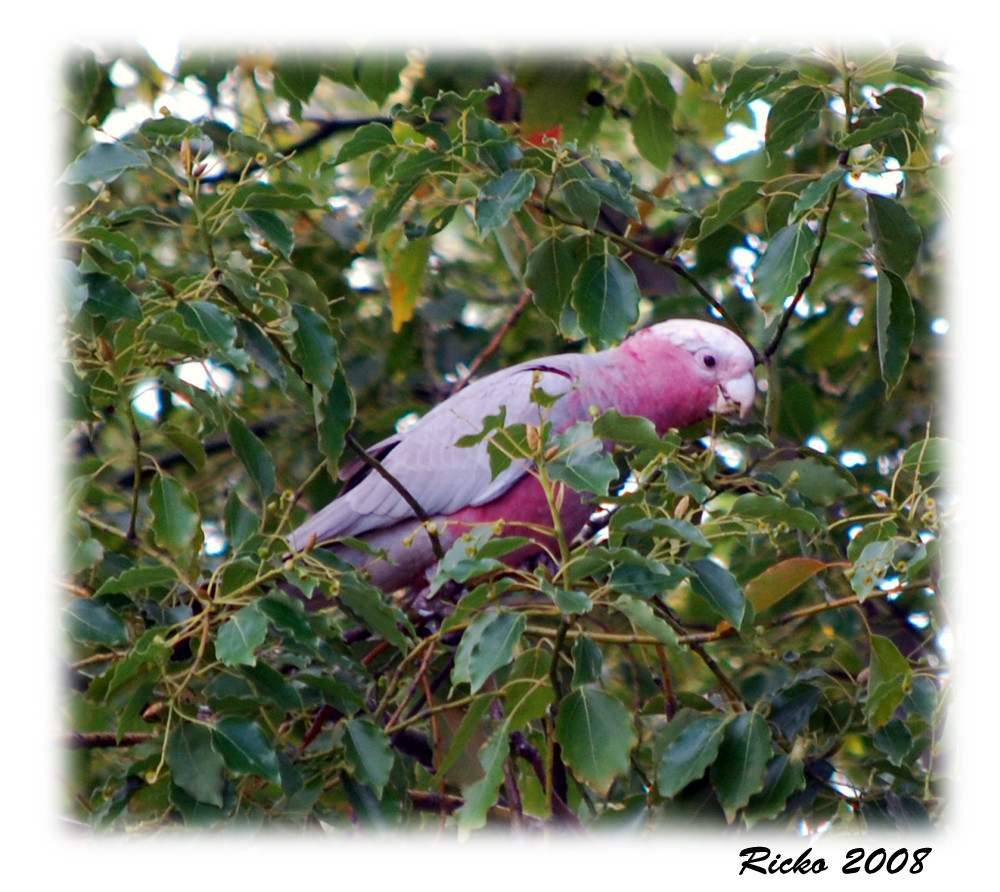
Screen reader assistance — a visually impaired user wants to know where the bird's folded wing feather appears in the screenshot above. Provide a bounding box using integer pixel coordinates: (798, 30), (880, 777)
(288, 359), (585, 548)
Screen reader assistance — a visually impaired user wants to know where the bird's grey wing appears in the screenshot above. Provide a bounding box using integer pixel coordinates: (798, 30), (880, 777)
(287, 359), (583, 549)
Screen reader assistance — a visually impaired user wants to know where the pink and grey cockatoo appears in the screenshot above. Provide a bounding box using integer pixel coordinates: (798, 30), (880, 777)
(288, 318), (756, 592)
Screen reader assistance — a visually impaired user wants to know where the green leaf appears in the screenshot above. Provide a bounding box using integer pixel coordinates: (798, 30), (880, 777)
(559, 172), (602, 229)
(547, 421), (619, 496)
(612, 594), (679, 647)
(455, 727), (509, 831)
(176, 299), (235, 348)
(608, 552), (687, 599)
(752, 222), (818, 320)
(337, 575), (412, 650)
(227, 414), (276, 499)
(235, 317), (287, 390)
(475, 169), (535, 236)
(166, 722), (226, 808)
(721, 54), (796, 112)
(537, 575), (593, 614)
(256, 590), (320, 649)
(314, 366), (355, 468)
(837, 112), (911, 150)
(771, 455), (858, 505)
(63, 599), (129, 646)
(342, 719), (394, 798)
(631, 97), (675, 170)
(873, 718), (914, 767)
(656, 710), (726, 797)
(570, 636), (604, 688)
(330, 122), (396, 166)
(866, 634), (912, 728)
(94, 565), (178, 596)
(176, 299), (250, 371)
(239, 662), (303, 712)
(866, 194), (923, 277)
(225, 490), (260, 550)
(82, 272), (141, 321)
(160, 424), (208, 472)
(212, 718), (281, 783)
(503, 647), (556, 728)
(900, 437), (949, 477)
(432, 526), (506, 594)
(617, 516), (710, 549)
(628, 61), (678, 111)
(764, 85), (826, 162)
(743, 753), (807, 826)
(215, 605), (268, 667)
(149, 474), (202, 557)
(556, 686), (637, 794)
(354, 52), (407, 105)
(592, 408), (663, 450)
(729, 493), (822, 533)
(878, 87), (925, 124)
(525, 235), (581, 330)
(689, 558), (746, 628)
(452, 608), (526, 694)
(875, 269), (915, 395)
(290, 303), (337, 391)
(849, 538), (897, 600)
(710, 711), (773, 821)
(60, 141), (151, 185)
(273, 55), (321, 107)
(790, 169), (843, 220)
(435, 695), (494, 781)
(571, 253), (641, 348)
(693, 180), (765, 242)
(235, 209), (294, 260)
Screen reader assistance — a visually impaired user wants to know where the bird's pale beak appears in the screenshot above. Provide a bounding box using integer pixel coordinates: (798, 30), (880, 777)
(714, 371), (757, 418)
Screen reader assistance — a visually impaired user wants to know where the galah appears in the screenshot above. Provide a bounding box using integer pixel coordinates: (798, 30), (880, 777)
(288, 318), (756, 591)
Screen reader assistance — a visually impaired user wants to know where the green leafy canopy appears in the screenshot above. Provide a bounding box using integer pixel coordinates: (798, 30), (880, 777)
(60, 45), (949, 835)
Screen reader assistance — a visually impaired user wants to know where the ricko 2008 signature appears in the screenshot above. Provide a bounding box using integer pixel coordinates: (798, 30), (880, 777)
(738, 846), (932, 876)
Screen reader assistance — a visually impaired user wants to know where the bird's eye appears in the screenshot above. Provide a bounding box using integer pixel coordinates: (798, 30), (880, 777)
(703, 354), (717, 368)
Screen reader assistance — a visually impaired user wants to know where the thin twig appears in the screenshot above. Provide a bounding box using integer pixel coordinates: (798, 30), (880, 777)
(344, 433), (445, 561)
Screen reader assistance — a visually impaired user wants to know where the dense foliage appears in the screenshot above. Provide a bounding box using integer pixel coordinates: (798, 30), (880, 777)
(59, 45), (951, 833)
